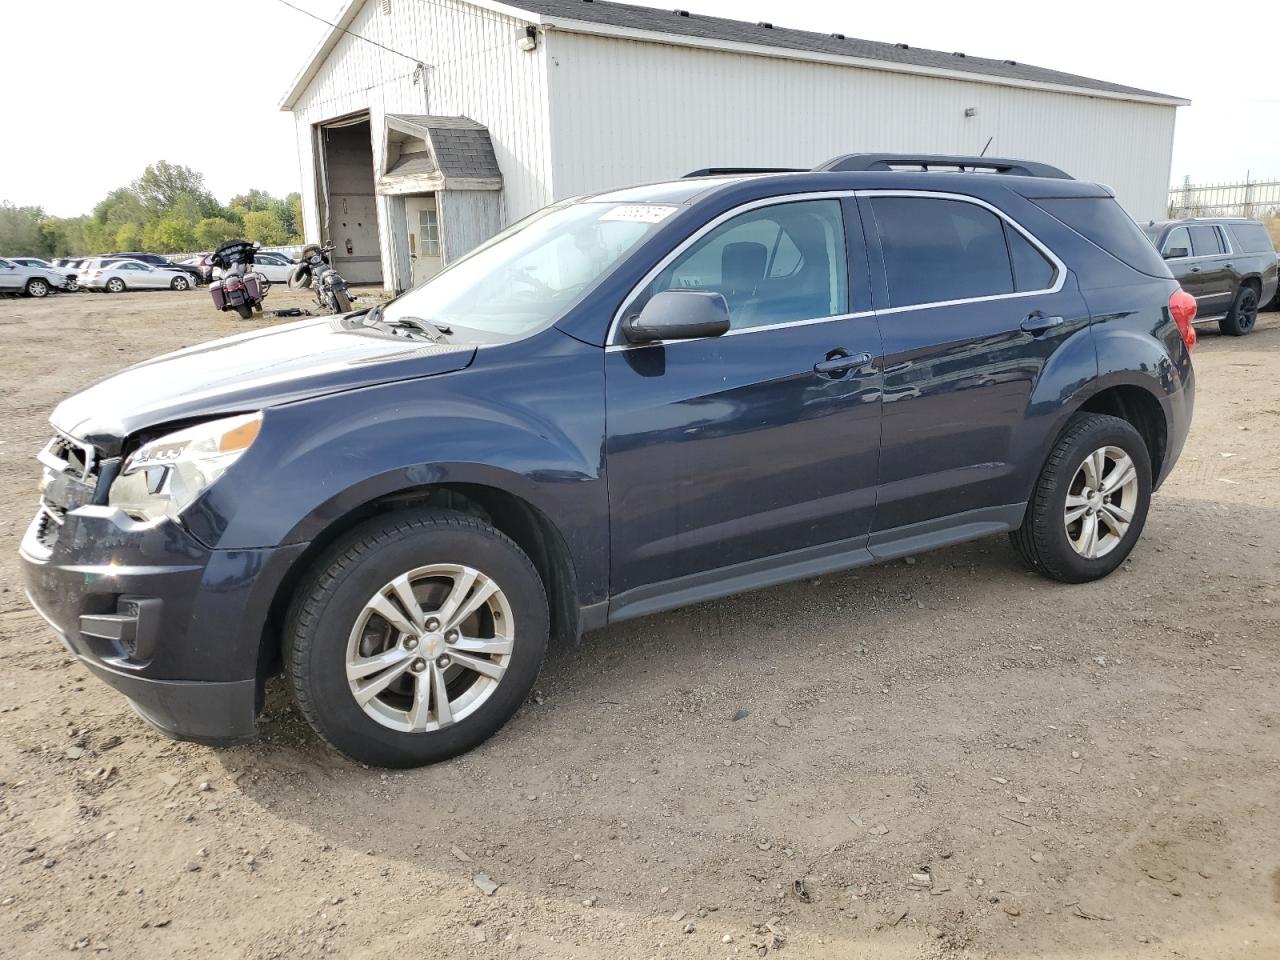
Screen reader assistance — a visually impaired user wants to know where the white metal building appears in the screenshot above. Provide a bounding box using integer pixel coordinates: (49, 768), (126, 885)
(280, 0), (1187, 292)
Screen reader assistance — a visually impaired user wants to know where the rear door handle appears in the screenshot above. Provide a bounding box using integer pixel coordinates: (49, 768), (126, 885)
(1020, 313), (1065, 336)
(814, 350), (872, 376)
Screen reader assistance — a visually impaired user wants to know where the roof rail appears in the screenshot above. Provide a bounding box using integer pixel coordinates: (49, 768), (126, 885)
(815, 153), (1073, 179)
(682, 166), (806, 178)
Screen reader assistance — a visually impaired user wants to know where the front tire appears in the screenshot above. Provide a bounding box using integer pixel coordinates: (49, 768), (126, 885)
(25, 278), (49, 298)
(170, 276), (190, 291)
(1011, 413), (1152, 583)
(1219, 285), (1259, 336)
(105, 278), (125, 293)
(285, 510), (549, 767)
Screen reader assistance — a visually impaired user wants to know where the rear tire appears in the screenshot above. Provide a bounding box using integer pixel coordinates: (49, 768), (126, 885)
(25, 278), (49, 298)
(332, 287), (352, 313)
(234, 303), (253, 320)
(1011, 413), (1152, 584)
(105, 278), (125, 293)
(284, 509), (549, 767)
(1219, 285), (1259, 336)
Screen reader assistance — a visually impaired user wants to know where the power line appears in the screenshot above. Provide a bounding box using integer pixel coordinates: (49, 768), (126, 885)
(274, 0), (424, 64)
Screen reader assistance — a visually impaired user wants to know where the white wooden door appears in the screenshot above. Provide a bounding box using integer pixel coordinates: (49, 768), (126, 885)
(406, 195), (443, 287)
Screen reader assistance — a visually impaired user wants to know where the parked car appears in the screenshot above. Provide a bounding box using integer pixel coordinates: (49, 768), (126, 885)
(14, 257), (82, 292)
(105, 252), (204, 285)
(1266, 251), (1280, 311)
(0, 256), (69, 297)
(81, 258), (197, 292)
(50, 257), (89, 290)
(182, 254), (217, 284)
(208, 251), (295, 284)
(1141, 218), (1278, 335)
(20, 154), (1196, 768)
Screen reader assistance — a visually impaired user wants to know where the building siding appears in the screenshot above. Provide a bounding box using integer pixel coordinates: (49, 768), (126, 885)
(290, 0), (554, 286)
(544, 32), (1176, 221)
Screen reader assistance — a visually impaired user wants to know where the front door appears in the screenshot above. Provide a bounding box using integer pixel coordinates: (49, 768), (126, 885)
(604, 197), (883, 609)
(406, 195), (443, 287)
(861, 193), (1093, 541)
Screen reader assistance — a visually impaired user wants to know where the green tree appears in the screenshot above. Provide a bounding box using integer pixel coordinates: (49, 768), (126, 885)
(134, 161), (216, 216)
(115, 222), (143, 252)
(242, 209), (287, 246)
(194, 217), (241, 250)
(229, 189), (278, 214)
(284, 192), (304, 243)
(0, 202), (49, 256)
(142, 218), (194, 253)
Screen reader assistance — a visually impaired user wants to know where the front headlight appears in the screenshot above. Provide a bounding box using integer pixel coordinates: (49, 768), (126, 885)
(108, 412), (262, 522)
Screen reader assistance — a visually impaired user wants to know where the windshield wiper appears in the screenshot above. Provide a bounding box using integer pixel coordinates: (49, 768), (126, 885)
(358, 303), (451, 341)
(389, 316), (453, 341)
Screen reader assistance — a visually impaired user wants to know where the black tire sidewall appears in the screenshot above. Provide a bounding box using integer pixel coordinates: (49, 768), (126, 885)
(288, 515), (548, 767)
(1035, 417), (1152, 582)
(1222, 286), (1258, 336)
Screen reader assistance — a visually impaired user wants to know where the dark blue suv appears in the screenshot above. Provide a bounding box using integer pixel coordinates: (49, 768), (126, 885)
(20, 155), (1197, 767)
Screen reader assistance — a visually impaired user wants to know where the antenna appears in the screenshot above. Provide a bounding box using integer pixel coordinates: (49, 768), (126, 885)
(979, 136), (993, 158)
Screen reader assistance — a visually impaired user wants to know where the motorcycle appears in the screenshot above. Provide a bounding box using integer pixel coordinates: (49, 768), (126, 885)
(288, 243), (353, 314)
(208, 239), (268, 320)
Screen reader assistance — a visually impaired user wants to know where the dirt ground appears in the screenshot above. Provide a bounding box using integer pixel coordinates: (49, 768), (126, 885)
(0, 287), (1277, 960)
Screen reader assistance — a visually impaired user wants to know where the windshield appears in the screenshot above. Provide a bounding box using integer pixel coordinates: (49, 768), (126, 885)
(380, 200), (678, 338)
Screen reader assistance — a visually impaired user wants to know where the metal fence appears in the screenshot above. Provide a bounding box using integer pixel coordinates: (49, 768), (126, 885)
(1168, 176), (1280, 219)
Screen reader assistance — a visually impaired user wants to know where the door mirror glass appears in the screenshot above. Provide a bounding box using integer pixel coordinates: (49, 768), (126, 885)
(622, 289), (730, 343)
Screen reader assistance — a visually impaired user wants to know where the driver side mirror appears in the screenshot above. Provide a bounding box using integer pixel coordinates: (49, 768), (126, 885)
(622, 289), (731, 344)
(1164, 246), (1189, 259)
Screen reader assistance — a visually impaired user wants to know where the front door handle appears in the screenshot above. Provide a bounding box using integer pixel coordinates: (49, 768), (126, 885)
(814, 350), (872, 377)
(1189, 266), (1201, 273)
(1020, 313), (1065, 336)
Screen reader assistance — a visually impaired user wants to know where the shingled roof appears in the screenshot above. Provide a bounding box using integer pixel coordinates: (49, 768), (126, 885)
(517, 0), (1183, 103)
(281, 0), (1186, 110)
(382, 115), (503, 190)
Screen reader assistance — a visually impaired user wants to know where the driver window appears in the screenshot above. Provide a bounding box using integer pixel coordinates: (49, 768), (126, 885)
(645, 199), (848, 331)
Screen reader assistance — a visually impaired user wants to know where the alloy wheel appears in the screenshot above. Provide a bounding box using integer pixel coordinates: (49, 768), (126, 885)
(1238, 290), (1258, 332)
(345, 564), (514, 733)
(29, 280), (48, 297)
(1064, 445), (1139, 559)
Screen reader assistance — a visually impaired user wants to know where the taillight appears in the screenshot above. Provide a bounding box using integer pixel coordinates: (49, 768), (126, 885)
(1169, 288), (1196, 352)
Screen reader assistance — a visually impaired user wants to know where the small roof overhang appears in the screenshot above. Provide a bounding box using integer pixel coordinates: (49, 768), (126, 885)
(378, 115), (503, 195)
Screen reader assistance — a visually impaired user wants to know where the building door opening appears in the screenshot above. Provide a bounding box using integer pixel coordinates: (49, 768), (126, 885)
(406, 195), (443, 286)
(317, 116), (383, 286)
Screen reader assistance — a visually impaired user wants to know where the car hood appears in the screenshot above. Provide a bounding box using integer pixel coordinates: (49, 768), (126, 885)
(51, 315), (476, 454)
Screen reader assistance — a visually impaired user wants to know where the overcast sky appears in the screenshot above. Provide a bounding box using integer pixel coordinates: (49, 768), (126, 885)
(2, 0), (1274, 217)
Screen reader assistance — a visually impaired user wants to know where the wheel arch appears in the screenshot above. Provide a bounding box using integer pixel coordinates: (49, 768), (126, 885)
(255, 480), (584, 691)
(1075, 384), (1167, 485)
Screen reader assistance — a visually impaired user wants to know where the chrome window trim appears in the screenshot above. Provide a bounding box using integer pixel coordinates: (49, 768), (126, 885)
(604, 188), (1065, 349)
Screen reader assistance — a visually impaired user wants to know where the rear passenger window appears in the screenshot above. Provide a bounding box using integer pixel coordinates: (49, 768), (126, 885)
(1034, 197), (1170, 277)
(649, 199), (849, 330)
(1189, 225), (1223, 257)
(871, 197), (1013, 307)
(1226, 221), (1276, 254)
(1007, 228), (1057, 292)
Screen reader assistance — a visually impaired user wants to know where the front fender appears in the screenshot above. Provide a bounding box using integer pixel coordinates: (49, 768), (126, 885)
(182, 330), (609, 603)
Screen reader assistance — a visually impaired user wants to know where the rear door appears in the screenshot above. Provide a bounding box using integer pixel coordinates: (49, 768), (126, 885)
(1186, 224), (1234, 315)
(862, 192), (1093, 545)
(604, 196), (883, 606)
